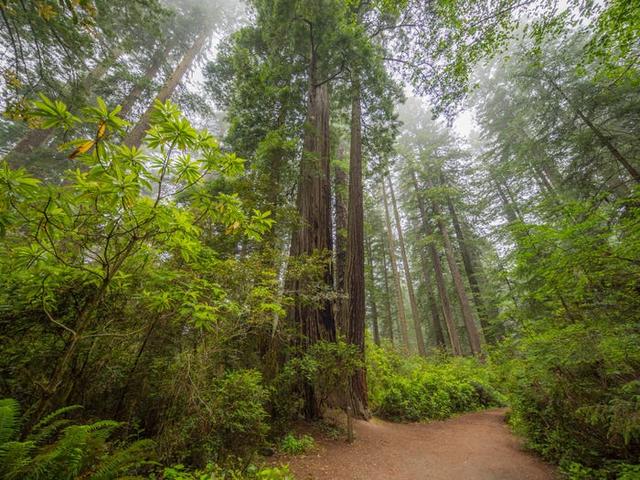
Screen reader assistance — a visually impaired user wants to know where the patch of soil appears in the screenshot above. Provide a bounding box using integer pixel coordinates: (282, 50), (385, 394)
(276, 408), (557, 480)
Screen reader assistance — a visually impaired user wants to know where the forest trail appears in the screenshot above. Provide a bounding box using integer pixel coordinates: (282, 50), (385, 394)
(283, 409), (557, 480)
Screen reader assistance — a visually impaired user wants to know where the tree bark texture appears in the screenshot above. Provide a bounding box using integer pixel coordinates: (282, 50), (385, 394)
(345, 82), (368, 418)
(287, 50), (335, 418)
(334, 143), (348, 334)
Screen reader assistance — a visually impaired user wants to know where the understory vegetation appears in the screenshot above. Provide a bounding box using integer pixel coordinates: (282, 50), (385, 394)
(368, 346), (504, 422)
(1, 0), (639, 479)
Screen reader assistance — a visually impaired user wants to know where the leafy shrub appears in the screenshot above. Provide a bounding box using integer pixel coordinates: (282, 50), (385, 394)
(269, 340), (362, 425)
(157, 367), (270, 465)
(212, 370), (271, 455)
(367, 344), (504, 422)
(0, 398), (155, 480)
(279, 434), (315, 455)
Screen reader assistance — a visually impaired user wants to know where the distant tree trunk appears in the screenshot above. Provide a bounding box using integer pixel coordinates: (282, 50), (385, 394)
(411, 170), (462, 355)
(544, 73), (640, 183)
(334, 144), (348, 334)
(124, 30), (209, 147)
(442, 175), (494, 343)
(365, 237), (381, 346)
(8, 47), (122, 161)
(380, 239), (395, 345)
(494, 178), (522, 223)
(382, 181), (410, 352)
(119, 44), (173, 119)
(345, 81), (368, 418)
(429, 189), (483, 356)
(419, 253), (446, 348)
(287, 45), (335, 419)
(387, 176), (427, 356)
(8, 129), (55, 158)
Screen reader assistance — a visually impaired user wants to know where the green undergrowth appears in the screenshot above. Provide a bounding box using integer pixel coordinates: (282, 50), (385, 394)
(0, 398), (156, 480)
(492, 322), (640, 480)
(367, 343), (505, 422)
(159, 463), (293, 480)
(279, 434), (315, 455)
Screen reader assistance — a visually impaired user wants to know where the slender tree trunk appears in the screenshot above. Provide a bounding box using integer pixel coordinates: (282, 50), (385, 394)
(124, 30), (209, 147)
(430, 190), (483, 355)
(387, 176), (427, 356)
(380, 239), (395, 345)
(442, 177), (494, 343)
(345, 82), (368, 417)
(365, 237), (381, 346)
(419, 253), (446, 348)
(494, 178), (521, 223)
(544, 73), (640, 183)
(334, 144), (348, 334)
(382, 181), (410, 352)
(411, 170), (462, 355)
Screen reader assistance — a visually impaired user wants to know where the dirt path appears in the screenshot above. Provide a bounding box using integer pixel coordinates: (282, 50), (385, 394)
(281, 409), (556, 480)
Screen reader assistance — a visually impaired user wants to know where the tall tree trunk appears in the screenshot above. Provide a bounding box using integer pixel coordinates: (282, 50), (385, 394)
(287, 45), (335, 418)
(411, 170), (462, 355)
(442, 176), (494, 343)
(387, 176), (427, 356)
(419, 253), (446, 348)
(365, 237), (381, 346)
(124, 31), (209, 147)
(380, 238), (395, 345)
(544, 73), (640, 183)
(345, 81), (368, 417)
(334, 144), (348, 334)
(382, 181), (410, 352)
(429, 188), (483, 355)
(119, 44), (173, 119)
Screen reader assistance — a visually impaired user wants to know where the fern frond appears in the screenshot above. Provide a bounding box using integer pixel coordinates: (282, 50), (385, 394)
(28, 404), (82, 440)
(0, 398), (21, 444)
(84, 420), (122, 443)
(0, 440), (35, 479)
(28, 424), (92, 479)
(89, 439), (157, 480)
(26, 418), (74, 445)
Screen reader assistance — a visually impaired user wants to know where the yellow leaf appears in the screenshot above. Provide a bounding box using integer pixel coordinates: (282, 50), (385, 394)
(97, 121), (106, 139)
(69, 140), (96, 159)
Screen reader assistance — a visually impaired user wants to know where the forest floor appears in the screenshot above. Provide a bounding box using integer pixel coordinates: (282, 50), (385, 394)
(277, 408), (557, 480)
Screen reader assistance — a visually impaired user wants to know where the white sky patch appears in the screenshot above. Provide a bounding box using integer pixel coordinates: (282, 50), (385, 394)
(452, 109), (476, 138)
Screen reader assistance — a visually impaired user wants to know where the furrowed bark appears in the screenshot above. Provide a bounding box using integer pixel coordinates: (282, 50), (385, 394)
(345, 80), (368, 418)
